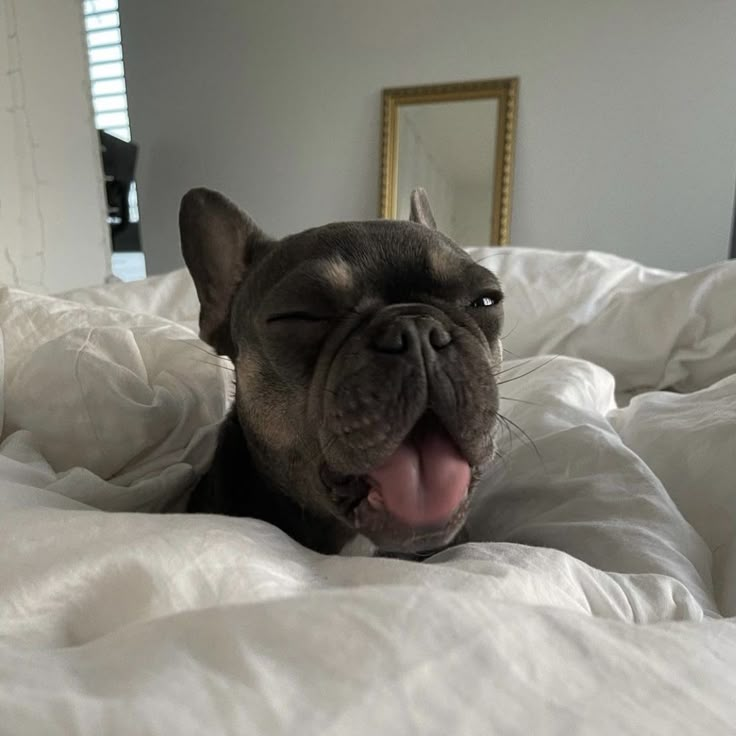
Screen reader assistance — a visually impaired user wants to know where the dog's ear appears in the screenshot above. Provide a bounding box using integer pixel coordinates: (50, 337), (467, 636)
(179, 187), (271, 357)
(409, 187), (437, 230)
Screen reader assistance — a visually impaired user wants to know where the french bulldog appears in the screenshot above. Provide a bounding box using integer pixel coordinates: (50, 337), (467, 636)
(181, 187), (503, 556)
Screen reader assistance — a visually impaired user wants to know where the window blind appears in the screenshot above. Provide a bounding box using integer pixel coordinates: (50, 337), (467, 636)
(82, 0), (138, 222)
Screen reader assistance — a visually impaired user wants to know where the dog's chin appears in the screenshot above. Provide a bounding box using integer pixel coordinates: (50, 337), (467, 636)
(352, 494), (470, 555)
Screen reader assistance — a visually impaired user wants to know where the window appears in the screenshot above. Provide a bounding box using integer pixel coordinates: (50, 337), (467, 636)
(83, 0), (145, 280)
(82, 0), (138, 223)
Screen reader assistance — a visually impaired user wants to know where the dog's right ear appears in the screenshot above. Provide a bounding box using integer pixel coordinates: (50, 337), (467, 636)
(409, 187), (437, 230)
(179, 188), (271, 358)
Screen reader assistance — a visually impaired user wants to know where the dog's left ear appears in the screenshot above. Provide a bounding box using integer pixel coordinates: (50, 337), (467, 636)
(179, 187), (272, 357)
(409, 187), (437, 230)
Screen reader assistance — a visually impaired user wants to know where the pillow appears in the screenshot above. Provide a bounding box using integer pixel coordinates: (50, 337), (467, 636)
(57, 268), (201, 331)
(0, 286), (231, 512)
(470, 247), (736, 394)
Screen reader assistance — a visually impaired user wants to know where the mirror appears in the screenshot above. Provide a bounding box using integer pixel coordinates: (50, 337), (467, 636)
(380, 78), (518, 245)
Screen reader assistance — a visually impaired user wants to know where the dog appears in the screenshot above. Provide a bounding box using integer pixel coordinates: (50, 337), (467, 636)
(181, 187), (504, 556)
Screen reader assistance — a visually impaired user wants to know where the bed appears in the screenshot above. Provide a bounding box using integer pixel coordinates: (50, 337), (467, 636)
(1, 246), (735, 734)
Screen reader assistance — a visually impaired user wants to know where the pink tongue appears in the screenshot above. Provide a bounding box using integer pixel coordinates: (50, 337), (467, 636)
(366, 426), (470, 526)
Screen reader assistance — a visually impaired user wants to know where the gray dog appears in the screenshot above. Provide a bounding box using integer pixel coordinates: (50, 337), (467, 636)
(181, 187), (503, 556)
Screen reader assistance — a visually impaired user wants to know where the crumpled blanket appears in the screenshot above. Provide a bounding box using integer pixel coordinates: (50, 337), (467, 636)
(1, 247), (735, 734)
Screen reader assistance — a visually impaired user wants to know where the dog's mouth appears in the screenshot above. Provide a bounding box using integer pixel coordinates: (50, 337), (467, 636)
(321, 412), (472, 552)
(361, 413), (470, 526)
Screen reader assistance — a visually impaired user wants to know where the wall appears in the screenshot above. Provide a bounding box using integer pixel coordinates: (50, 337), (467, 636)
(0, 0), (110, 293)
(121, 0), (736, 274)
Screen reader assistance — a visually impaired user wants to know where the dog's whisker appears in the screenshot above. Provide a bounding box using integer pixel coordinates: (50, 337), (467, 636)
(491, 446), (511, 473)
(496, 355), (559, 386)
(497, 414), (543, 464)
(492, 357), (538, 376)
(493, 416), (516, 455)
(184, 340), (232, 360)
(496, 419), (525, 459)
(188, 357), (236, 371)
(498, 396), (542, 407)
(500, 320), (521, 342)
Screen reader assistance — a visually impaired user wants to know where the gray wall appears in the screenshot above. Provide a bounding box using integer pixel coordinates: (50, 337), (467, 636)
(121, 0), (736, 275)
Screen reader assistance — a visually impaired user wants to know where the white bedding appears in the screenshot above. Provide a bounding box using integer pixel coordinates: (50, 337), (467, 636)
(1, 247), (735, 734)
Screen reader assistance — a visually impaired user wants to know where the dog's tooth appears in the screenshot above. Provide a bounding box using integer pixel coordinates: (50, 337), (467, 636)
(366, 489), (384, 510)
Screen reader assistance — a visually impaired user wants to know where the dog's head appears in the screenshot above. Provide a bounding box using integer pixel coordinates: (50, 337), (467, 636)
(180, 188), (503, 554)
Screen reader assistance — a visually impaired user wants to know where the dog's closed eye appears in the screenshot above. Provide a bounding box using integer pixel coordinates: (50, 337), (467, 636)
(267, 311), (330, 323)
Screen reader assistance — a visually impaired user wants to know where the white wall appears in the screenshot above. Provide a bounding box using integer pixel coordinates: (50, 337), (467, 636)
(0, 0), (110, 293)
(121, 0), (736, 274)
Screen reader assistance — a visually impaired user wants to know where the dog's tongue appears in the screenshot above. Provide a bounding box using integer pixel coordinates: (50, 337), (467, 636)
(366, 421), (470, 526)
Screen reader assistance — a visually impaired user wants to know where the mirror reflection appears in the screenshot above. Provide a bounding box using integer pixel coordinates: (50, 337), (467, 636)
(381, 78), (518, 245)
(395, 99), (498, 244)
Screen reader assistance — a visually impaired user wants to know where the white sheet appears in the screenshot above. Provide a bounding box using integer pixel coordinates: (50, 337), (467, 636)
(1, 247), (735, 734)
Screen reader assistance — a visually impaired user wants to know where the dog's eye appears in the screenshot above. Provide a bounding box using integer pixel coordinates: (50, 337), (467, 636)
(469, 291), (503, 308)
(266, 311), (328, 323)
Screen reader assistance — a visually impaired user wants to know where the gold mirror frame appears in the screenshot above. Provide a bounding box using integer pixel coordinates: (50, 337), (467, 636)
(379, 77), (518, 245)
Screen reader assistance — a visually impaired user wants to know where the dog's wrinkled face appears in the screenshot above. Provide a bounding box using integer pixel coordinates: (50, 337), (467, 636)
(181, 188), (503, 554)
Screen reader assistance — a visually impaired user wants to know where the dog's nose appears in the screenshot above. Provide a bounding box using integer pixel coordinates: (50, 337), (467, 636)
(428, 325), (452, 349)
(370, 317), (452, 355)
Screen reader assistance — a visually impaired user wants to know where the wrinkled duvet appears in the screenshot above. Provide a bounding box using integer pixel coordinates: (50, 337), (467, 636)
(1, 247), (735, 735)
